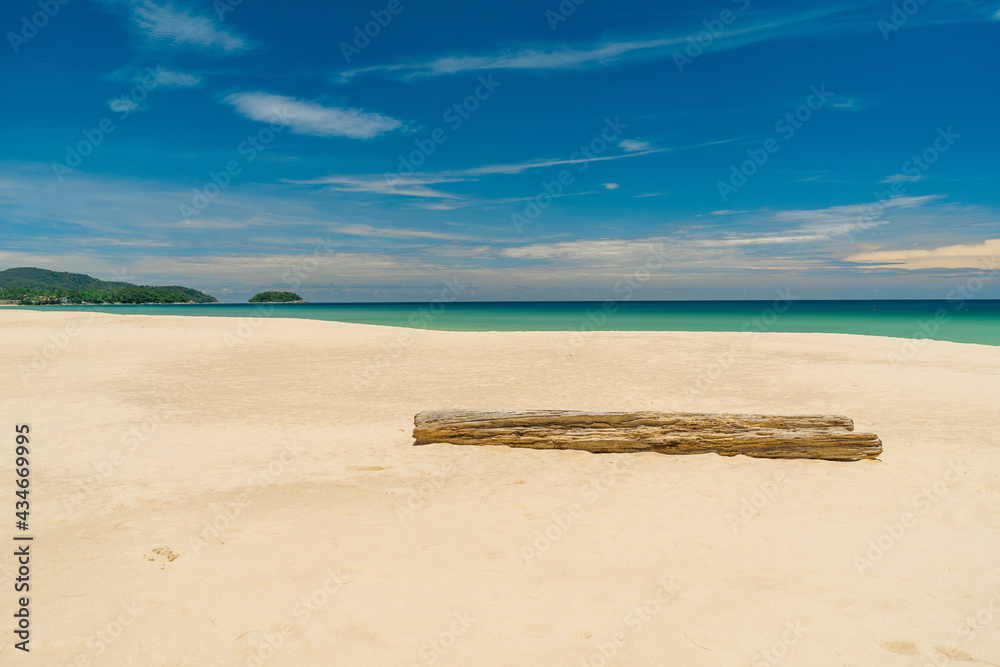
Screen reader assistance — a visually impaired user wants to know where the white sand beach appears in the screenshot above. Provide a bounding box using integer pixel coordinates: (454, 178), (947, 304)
(2, 309), (999, 666)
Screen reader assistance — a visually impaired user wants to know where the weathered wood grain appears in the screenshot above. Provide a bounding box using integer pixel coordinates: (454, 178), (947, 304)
(412, 410), (881, 461)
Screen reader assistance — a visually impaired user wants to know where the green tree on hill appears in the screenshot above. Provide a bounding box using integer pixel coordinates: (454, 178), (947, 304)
(0, 267), (218, 304)
(248, 291), (303, 303)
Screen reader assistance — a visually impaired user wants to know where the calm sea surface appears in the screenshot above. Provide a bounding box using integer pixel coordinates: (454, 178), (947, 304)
(18, 300), (1000, 346)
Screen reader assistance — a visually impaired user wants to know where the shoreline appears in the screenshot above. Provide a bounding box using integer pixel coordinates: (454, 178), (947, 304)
(4, 309), (1000, 665)
(6, 307), (1000, 348)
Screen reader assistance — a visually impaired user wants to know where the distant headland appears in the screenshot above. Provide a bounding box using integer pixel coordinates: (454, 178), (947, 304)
(0, 267), (218, 305)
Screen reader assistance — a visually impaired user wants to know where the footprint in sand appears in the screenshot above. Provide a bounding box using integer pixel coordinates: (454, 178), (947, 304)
(880, 640), (919, 656)
(935, 646), (975, 661)
(145, 547), (180, 569)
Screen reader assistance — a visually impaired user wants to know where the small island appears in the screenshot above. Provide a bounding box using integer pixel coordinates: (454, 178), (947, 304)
(249, 291), (305, 303)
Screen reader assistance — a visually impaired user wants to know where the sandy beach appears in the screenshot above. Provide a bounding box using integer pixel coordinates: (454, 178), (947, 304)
(2, 309), (999, 666)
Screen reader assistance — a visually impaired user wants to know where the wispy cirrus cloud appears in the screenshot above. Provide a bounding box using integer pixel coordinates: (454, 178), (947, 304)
(290, 145), (680, 202)
(818, 94), (875, 111)
(498, 195), (952, 263)
(331, 224), (476, 241)
(411, 190), (600, 211)
(103, 0), (250, 53)
(336, 2), (997, 82)
(771, 194), (945, 236)
(338, 37), (678, 80)
(103, 66), (203, 114)
(300, 174), (468, 199)
(619, 139), (651, 152)
(882, 173), (926, 183)
(335, 6), (894, 81)
(223, 92), (402, 139)
(149, 67), (203, 87)
(107, 65), (204, 87)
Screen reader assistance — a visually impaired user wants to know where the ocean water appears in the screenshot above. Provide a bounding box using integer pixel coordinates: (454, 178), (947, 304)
(18, 300), (1000, 346)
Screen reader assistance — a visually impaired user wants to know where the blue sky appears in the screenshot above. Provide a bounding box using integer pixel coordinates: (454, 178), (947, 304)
(1, 0), (999, 301)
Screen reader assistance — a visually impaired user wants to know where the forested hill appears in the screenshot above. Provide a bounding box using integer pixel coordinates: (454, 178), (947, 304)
(0, 267), (218, 304)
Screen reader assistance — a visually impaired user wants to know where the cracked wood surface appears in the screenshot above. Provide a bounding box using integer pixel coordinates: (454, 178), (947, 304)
(412, 410), (882, 461)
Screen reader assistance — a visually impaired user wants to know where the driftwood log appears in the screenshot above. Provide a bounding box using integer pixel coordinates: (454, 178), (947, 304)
(412, 410), (882, 461)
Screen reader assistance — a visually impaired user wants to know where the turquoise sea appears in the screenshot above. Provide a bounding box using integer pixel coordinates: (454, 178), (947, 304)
(19, 300), (1000, 346)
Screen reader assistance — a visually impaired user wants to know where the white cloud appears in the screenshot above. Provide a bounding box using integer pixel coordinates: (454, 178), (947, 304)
(845, 239), (1000, 270)
(120, 0), (248, 52)
(108, 98), (139, 113)
(449, 148), (666, 177)
(771, 195), (945, 237)
(298, 175), (466, 199)
(293, 148), (665, 199)
(882, 173), (926, 183)
(152, 67), (203, 87)
(498, 194), (956, 266)
(500, 238), (666, 262)
(176, 219), (247, 229)
(602, 183), (620, 190)
(619, 139), (651, 152)
(823, 94), (875, 111)
(331, 224), (475, 241)
(337, 7), (873, 80)
(410, 190), (599, 211)
(106, 65), (203, 88)
(340, 38), (678, 80)
(223, 92), (402, 139)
